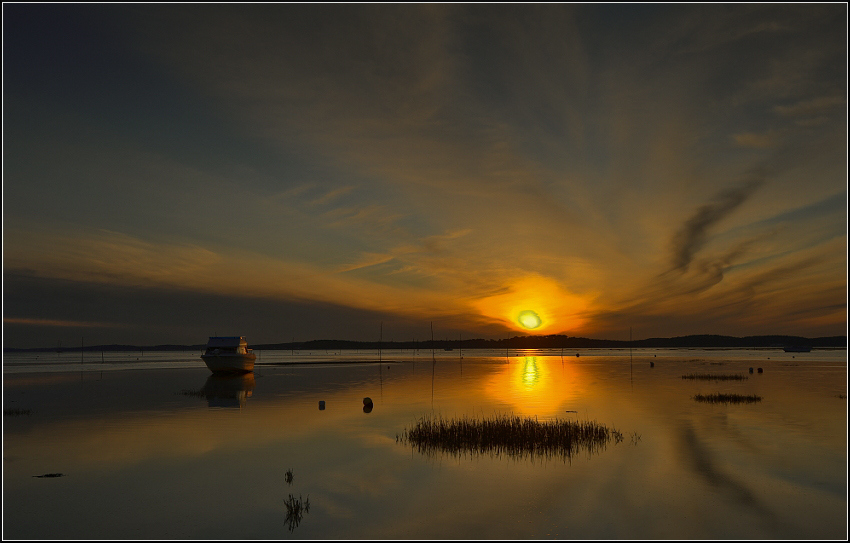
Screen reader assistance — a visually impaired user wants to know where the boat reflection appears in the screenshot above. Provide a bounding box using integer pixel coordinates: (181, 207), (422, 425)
(201, 373), (255, 408)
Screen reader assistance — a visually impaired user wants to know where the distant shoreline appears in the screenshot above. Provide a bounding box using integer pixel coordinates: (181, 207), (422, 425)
(4, 334), (846, 353)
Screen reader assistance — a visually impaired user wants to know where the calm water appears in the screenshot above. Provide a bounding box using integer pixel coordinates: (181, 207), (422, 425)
(3, 348), (847, 539)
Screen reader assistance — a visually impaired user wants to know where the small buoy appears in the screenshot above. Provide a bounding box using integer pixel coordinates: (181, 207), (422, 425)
(318, 401), (325, 410)
(650, 361), (654, 368)
(575, 353), (580, 357)
(749, 367), (753, 373)
(363, 397), (373, 407)
(757, 368), (763, 373)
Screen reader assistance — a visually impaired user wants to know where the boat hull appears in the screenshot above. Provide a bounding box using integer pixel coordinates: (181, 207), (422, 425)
(201, 354), (256, 373)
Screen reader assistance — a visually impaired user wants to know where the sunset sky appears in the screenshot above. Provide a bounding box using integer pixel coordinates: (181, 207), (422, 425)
(3, 4), (847, 348)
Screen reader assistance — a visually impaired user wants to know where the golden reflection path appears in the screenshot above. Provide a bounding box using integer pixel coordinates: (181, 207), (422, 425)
(485, 354), (585, 416)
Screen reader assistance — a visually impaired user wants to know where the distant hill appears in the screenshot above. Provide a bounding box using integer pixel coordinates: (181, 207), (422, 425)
(251, 334), (846, 351)
(6, 334), (844, 353)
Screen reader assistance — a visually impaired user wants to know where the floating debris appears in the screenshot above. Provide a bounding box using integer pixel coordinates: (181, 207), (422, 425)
(283, 493), (310, 533)
(693, 393), (762, 404)
(681, 373), (747, 381)
(398, 414), (623, 461)
(4, 408), (31, 416)
(33, 473), (64, 478)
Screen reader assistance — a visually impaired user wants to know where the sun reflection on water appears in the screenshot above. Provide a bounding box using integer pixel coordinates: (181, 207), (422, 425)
(521, 356), (540, 390)
(485, 355), (584, 415)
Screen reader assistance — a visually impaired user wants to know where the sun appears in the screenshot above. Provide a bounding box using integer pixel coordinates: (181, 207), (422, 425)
(517, 309), (542, 330)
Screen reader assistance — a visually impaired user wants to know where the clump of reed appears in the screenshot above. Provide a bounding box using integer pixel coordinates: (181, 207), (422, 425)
(397, 414), (623, 461)
(693, 393), (762, 404)
(284, 469), (294, 485)
(283, 494), (310, 533)
(177, 389), (206, 397)
(681, 373), (747, 381)
(4, 408), (31, 416)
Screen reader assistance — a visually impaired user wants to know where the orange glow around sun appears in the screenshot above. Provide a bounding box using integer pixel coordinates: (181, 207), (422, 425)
(472, 275), (589, 334)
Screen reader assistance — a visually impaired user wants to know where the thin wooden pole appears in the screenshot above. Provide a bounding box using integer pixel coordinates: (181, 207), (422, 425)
(430, 322), (435, 361)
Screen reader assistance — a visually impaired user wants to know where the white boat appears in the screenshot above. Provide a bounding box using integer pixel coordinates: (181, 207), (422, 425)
(201, 336), (256, 373)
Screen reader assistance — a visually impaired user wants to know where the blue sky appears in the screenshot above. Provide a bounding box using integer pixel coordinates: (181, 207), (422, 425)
(3, 4), (846, 348)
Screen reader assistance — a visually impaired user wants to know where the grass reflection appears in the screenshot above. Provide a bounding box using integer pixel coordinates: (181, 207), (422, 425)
(398, 414), (623, 461)
(682, 373), (748, 381)
(693, 393), (762, 404)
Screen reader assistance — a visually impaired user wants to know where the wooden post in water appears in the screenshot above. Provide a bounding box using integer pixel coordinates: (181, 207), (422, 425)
(459, 332), (463, 376)
(379, 321), (383, 363)
(430, 322), (436, 403)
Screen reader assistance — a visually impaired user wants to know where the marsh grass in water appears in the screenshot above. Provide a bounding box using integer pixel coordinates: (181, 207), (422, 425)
(283, 494), (310, 533)
(4, 408), (32, 416)
(693, 393), (762, 404)
(682, 373), (747, 381)
(398, 414), (624, 461)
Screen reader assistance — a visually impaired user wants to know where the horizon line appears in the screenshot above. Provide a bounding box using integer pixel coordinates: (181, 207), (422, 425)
(4, 333), (847, 352)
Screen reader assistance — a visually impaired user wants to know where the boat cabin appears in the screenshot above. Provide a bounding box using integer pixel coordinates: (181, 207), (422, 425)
(205, 336), (251, 355)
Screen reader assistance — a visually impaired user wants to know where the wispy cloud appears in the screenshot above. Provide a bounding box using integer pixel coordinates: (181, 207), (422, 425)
(3, 4), (845, 344)
(3, 318), (127, 328)
(732, 131), (781, 149)
(669, 177), (765, 272)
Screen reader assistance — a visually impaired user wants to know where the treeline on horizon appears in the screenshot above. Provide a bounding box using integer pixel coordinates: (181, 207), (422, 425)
(5, 334), (847, 353)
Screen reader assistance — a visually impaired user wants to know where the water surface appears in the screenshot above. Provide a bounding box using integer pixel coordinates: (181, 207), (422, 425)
(3, 348), (846, 539)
